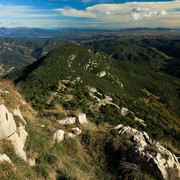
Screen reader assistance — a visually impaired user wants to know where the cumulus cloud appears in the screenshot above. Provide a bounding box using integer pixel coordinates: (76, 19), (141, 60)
(131, 7), (168, 20)
(55, 8), (96, 18)
(55, 4), (126, 18)
(55, 1), (179, 21)
(54, 1), (180, 29)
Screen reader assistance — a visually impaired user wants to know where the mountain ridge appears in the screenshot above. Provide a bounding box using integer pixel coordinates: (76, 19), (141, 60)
(1, 41), (180, 179)
(0, 27), (180, 39)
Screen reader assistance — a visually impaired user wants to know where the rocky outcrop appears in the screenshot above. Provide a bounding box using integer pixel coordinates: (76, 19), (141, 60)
(0, 104), (30, 163)
(0, 104), (17, 138)
(120, 107), (147, 126)
(57, 117), (76, 125)
(8, 132), (27, 161)
(57, 113), (88, 125)
(115, 124), (180, 179)
(88, 87), (120, 109)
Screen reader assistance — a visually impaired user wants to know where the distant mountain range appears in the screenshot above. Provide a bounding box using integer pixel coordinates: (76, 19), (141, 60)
(0, 27), (180, 39)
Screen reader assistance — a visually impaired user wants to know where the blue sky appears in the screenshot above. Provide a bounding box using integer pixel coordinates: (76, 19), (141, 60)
(0, 0), (180, 29)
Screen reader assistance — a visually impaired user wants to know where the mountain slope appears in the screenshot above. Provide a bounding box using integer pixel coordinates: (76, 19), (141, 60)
(85, 37), (180, 78)
(5, 43), (180, 114)
(0, 37), (71, 73)
(5, 43), (180, 150)
(1, 80), (179, 180)
(3, 42), (180, 179)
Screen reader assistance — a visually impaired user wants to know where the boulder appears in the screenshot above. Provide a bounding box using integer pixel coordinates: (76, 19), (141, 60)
(121, 107), (129, 116)
(53, 130), (65, 143)
(71, 127), (82, 135)
(57, 117), (76, 125)
(78, 113), (88, 124)
(0, 104), (17, 138)
(67, 133), (76, 138)
(97, 71), (106, 77)
(28, 158), (36, 166)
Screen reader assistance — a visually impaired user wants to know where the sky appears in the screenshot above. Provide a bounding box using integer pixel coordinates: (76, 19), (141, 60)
(0, 0), (180, 29)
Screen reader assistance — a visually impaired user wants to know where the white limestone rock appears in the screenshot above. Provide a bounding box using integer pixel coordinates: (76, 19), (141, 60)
(67, 132), (76, 138)
(133, 131), (147, 149)
(28, 158), (36, 166)
(0, 154), (12, 164)
(78, 113), (88, 124)
(17, 124), (28, 145)
(13, 108), (27, 125)
(135, 117), (147, 127)
(116, 124), (180, 179)
(97, 71), (106, 77)
(71, 127), (82, 135)
(8, 132), (27, 161)
(114, 124), (123, 130)
(121, 107), (129, 116)
(88, 87), (97, 93)
(0, 104), (17, 138)
(53, 130), (65, 143)
(57, 117), (76, 125)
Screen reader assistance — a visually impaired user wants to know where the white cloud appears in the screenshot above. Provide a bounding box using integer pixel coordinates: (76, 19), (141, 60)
(55, 8), (96, 18)
(55, 1), (178, 20)
(54, 1), (180, 29)
(131, 7), (168, 20)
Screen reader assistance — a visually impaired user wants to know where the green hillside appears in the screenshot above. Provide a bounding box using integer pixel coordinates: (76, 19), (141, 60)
(5, 42), (180, 153)
(0, 37), (71, 72)
(85, 37), (180, 78)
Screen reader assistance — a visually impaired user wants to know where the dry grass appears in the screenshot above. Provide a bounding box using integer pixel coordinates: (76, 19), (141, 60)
(43, 104), (67, 120)
(168, 168), (180, 180)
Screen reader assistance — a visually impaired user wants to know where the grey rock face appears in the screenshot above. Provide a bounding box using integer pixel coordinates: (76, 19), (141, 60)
(115, 124), (180, 179)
